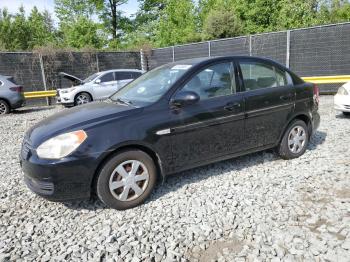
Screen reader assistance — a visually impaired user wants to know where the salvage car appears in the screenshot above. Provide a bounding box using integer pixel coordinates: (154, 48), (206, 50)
(0, 75), (25, 115)
(334, 81), (350, 116)
(57, 69), (143, 107)
(20, 56), (320, 210)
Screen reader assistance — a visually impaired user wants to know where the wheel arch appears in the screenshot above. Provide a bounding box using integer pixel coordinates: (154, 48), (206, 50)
(74, 91), (93, 102)
(278, 113), (312, 144)
(90, 143), (164, 194)
(0, 97), (11, 110)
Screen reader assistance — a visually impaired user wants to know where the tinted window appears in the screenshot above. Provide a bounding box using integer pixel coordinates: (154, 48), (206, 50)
(100, 73), (115, 83)
(132, 72), (142, 79)
(240, 61), (287, 91)
(182, 62), (235, 100)
(116, 72), (133, 81)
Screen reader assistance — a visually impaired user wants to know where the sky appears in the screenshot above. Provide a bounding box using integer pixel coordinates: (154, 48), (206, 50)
(0, 0), (140, 18)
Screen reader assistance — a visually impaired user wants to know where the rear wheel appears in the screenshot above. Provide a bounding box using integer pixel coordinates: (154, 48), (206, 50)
(96, 150), (157, 210)
(0, 100), (10, 115)
(278, 120), (309, 160)
(74, 92), (92, 106)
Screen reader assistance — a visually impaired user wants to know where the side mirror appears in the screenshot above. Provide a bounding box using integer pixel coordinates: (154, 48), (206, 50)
(95, 79), (101, 84)
(171, 91), (200, 107)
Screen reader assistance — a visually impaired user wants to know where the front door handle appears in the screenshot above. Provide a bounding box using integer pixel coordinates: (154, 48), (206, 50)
(280, 94), (294, 101)
(224, 102), (241, 111)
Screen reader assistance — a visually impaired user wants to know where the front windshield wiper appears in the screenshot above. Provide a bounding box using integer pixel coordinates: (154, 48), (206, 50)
(114, 98), (134, 107)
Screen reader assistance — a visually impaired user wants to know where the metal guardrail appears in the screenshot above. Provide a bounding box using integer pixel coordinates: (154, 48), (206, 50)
(22, 75), (350, 99)
(302, 75), (350, 84)
(24, 90), (57, 99)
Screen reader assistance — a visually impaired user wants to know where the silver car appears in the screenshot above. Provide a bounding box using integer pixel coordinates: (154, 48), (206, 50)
(57, 69), (143, 107)
(0, 75), (25, 115)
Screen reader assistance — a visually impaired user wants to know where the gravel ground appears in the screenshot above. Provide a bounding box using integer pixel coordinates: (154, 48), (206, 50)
(0, 96), (349, 262)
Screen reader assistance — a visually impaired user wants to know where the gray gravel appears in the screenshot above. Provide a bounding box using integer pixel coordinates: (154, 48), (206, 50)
(0, 96), (349, 262)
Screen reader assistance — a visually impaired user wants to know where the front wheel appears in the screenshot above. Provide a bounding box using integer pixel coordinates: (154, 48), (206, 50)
(343, 112), (350, 116)
(0, 99), (10, 115)
(278, 120), (309, 160)
(74, 92), (92, 106)
(96, 150), (157, 210)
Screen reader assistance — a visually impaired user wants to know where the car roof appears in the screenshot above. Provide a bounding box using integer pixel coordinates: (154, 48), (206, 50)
(100, 69), (143, 74)
(169, 56), (282, 67)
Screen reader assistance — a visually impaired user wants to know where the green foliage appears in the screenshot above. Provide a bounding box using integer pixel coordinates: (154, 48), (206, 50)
(156, 0), (200, 47)
(1, 0), (350, 51)
(60, 16), (105, 49)
(203, 7), (242, 40)
(0, 6), (56, 51)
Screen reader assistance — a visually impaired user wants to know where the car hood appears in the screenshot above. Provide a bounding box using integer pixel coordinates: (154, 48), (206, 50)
(59, 72), (84, 86)
(26, 102), (142, 147)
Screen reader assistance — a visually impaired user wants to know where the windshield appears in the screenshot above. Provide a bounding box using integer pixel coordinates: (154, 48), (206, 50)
(110, 63), (192, 106)
(84, 72), (101, 83)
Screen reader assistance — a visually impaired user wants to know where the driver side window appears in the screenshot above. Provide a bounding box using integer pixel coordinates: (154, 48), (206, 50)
(182, 62), (235, 100)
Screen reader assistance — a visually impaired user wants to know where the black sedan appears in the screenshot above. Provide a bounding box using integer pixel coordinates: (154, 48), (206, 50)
(20, 56), (320, 210)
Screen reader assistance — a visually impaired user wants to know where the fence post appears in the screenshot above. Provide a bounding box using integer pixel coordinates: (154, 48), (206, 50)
(96, 52), (100, 72)
(39, 53), (50, 106)
(172, 46), (175, 62)
(249, 35), (252, 56)
(286, 30), (291, 68)
(140, 49), (148, 72)
(208, 41), (211, 57)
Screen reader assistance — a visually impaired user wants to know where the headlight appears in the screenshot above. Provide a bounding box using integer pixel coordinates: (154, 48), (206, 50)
(337, 86), (349, 95)
(36, 130), (87, 159)
(61, 88), (76, 94)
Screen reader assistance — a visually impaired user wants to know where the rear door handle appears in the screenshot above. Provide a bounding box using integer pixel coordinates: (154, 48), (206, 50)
(280, 94), (294, 101)
(224, 102), (241, 111)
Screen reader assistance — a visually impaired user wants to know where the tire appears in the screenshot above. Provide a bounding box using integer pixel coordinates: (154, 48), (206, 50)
(343, 112), (350, 116)
(278, 120), (309, 160)
(74, 92), (92, 106)
(0, 99), (10, 115)
(96, 150), (157, 210)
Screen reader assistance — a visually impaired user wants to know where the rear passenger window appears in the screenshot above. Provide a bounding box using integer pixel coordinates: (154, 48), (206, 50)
(132, 72), (142, 79)
(240, 62), (288, 91)
(116, 72), (133, 81)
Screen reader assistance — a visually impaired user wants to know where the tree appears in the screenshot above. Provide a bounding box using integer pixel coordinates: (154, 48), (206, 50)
(203, 8), (242, 40)
(60, 17), (105, 49)
(156, 0), (199, 47)
(27, 7), (55, 48)
(55, 0), (95, 21)
(92, 0), (127, 40)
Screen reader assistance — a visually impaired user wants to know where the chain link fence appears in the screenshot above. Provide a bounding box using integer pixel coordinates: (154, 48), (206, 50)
(146, 22), (350, 93)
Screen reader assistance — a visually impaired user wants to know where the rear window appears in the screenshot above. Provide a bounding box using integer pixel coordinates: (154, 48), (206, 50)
(7, 77), (17, 85)
(116, 72), (134, 81)
(132, 72), (142, 79)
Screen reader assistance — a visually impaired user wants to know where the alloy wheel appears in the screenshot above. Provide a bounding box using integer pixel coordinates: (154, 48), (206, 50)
(109, 160), (150, 202)
(288, 125), (307, 154)
(0, 101), (7, 115)
(76, 94), (90, 105)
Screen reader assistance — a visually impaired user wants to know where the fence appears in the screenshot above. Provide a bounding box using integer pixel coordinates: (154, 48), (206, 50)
(0, 51), (141, 104)
(145, 22), (350, 93)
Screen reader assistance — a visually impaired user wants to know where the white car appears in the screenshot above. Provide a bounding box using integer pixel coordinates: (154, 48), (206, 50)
(57, 69), (143, 107)
(334, 81), (350, 116)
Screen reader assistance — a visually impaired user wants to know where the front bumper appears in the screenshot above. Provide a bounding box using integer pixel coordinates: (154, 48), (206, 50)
(20, 148), (98, 201)
(334, 94), (350, 112)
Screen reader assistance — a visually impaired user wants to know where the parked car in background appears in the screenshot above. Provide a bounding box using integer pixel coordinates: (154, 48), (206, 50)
(334, 81), (350, 116)
(20, 56), (320, 210)
(0, 75), (25, 115)
(57, 69), (143, 107)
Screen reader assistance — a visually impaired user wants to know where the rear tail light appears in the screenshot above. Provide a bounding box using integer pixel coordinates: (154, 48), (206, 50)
(9, 86), (23, 93)
(313, 84), (320, 104)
